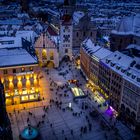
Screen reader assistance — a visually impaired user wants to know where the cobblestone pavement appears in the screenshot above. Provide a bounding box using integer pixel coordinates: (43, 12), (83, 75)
(7, 61), (135, 140)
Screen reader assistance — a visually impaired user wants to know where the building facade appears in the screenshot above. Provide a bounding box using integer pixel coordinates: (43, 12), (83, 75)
(80, 38), (112, 98)
(110, 14), (140, 51)
(35, 30), (59, 68)
(120, 78), (140, 131)
(101, 48), (140, 131)
(59, 14), (73, 61)
(73, 14), (97, 48)
(0, 37), (40, 106)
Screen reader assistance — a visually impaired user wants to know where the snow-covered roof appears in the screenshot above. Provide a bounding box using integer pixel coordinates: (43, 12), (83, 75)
(0, 37), (22, 49)
(16, 31), (38, 43)
(0, 48), (38, 68)
(0, 18), (23, 25)
(50, 36), (60, 45)
(127, 44), (140, 51)
(112, 14), (140, 36)
(93, 48), (112, 60)
(101, 51), (140, 87)
(82, 38), (100, 53)
(82, 38), (112, 60)
(73, 11), (85, 25)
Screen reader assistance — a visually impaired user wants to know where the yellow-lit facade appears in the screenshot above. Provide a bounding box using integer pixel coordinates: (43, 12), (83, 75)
(0, 65), (40, 106)
(35, 33), (59, 68)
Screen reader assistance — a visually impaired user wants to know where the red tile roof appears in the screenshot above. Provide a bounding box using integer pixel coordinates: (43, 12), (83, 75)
(47, 26), (58, 36)
(61, 14), (72, 25)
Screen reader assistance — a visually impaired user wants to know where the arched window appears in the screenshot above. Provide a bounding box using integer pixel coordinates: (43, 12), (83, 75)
(50, 51), (54, 60)
(90, 32), (92, 36)
(76, 32), (79, 37)
(42, 49), (47, 59)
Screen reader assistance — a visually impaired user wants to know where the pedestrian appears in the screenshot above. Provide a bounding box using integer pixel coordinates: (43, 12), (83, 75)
(71, 129), (73, 135)
(89, 123), (92, 131)
(62, 129), (64, 134)
(27, 118), (29, 122)
(84, 126), (87, 133)
(80, 126), (83, 133)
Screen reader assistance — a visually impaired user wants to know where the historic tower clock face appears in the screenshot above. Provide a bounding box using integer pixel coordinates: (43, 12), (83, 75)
(63, 35), (70, 43)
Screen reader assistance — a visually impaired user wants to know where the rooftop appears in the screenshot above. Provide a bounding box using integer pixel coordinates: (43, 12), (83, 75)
(102, 51), (140, 87)
(112, 14), (140, 36)
(82, 38), (112, 61)
(0, 47), (38, 68)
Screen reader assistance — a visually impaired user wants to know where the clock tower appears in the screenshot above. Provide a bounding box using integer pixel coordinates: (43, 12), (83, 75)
(59, 14), (73, 61)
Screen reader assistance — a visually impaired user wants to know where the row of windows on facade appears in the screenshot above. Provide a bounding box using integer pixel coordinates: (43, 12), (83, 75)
(76, 32), (93, 37)
(122, 98), (137, 111)
(3, 67), (33, 75)
(125, 81), (140, 93)
(63, 35), (70, 43)
(4, 81), (35, 89)
(111, 86), (121, 95)
(111, 81), (121, 88)
(124, 88), (139, 101)
(3, 75), (38, 84)
(0, 40), (14, 45)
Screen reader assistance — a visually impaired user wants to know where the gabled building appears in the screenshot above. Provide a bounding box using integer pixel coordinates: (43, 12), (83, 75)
(35, 25), (59, 68)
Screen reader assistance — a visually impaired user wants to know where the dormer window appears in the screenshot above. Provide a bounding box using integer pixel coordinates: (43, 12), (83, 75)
(111, 62), (115, 67)
(137, 77), (140, 82)
(118, 56), (121, 60)
(132, 75), (136, 79)
(116, 66), (120, 70)
(126, 71), (131, 76)
(121, 69), (126, 73)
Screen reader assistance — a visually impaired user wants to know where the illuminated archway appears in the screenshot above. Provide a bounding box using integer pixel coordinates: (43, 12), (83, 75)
(47, 60), (55, 68)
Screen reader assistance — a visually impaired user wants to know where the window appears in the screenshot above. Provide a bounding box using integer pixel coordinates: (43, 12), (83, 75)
(50, 51), (54, 60)
(3, 69), (8, 75)
(30, 67), (33, 71)
(13, 69), (16, 73)
(0, 40), (14, 45)
(76, 32), (79, 37)
(42, 49), (47, 59)
(83, 32), (86, 37)
(90, 32), (92, 36)
(63, 35), (70, 42)
(21, 67), (25, 72)
(65, 49), (68, 53)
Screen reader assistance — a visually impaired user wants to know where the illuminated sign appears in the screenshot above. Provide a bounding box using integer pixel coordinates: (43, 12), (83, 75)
(16, 71), (34, 76)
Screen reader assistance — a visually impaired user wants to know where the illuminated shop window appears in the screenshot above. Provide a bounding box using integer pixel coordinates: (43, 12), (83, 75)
(21, 95), (28, 101)
(30, 67), (33, 71)
(21, 67), (25, 72)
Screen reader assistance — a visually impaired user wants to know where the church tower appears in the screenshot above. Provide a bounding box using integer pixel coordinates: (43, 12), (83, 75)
(61, 0), (76, 16)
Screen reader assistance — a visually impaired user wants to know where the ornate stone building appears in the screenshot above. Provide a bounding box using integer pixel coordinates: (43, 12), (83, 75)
(110, 14), (140, 51)
(35, 25), (59, 68)
(73, 13), (97, 48)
